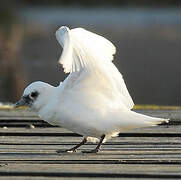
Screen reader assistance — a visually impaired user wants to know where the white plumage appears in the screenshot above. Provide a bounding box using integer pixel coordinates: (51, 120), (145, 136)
(16, 26), (169, 153)
(56, 26), (134, 110)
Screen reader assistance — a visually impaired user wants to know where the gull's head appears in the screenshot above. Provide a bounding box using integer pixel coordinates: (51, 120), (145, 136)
(15, 81), (54, 111)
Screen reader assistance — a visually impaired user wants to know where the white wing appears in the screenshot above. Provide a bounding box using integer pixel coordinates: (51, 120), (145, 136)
(56, 26), (134, 110)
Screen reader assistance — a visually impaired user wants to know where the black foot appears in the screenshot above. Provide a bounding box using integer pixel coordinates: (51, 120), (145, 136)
(56, 149), (77, 153)
(82, 148), (100, 153)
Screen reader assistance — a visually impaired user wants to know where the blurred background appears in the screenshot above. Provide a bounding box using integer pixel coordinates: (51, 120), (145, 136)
(0, 0), (181, 105)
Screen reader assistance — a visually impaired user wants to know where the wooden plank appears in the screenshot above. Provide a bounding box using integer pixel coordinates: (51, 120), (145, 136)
(0, 123), (55, 128)
(0, 143), (181, 161)
(0, 177), (64, 180)
(1, 164), (181, 173)
(0, 124), (181, 136)
(0, 124), (180, 132)
(0, 178), (165, 180)
(1, 159), (181, 165)
(0, 171), (181, 179)
(0, 118), (180, 127)
(1, 131), (181, 137)
(2, 135), (181, 145)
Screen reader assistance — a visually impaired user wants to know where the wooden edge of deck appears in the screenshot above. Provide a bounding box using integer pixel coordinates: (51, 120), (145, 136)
(0, 104), (180, 111)
(133, 104), (181, 110)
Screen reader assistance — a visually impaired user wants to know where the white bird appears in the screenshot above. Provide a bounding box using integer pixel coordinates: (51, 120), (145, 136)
(15, 26), (169, 153)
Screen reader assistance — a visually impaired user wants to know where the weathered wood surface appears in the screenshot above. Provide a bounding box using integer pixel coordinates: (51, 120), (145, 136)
(0, 109), (181, 179)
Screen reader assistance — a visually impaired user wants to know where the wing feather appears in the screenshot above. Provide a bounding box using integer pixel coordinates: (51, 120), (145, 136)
(56, 26), (134, 109)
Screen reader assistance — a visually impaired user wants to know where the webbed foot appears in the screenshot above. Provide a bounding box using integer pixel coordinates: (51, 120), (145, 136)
(56, 148), (77, 153)
(81, 148), (100, 153)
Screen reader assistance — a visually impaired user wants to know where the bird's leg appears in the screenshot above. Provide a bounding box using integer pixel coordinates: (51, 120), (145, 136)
(82, 134), (105, 153)
(56, 137), (87, 153)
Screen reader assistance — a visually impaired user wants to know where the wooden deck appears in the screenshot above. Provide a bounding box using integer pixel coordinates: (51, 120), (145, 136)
(0, 109), (181, 179)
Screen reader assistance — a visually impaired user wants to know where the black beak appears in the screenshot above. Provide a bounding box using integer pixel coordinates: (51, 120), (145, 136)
(14, 98), (26, 108)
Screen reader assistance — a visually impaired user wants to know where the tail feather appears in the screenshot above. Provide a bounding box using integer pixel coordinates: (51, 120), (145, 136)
(151, 118), (169, 126)
(130, 110), (170, 127)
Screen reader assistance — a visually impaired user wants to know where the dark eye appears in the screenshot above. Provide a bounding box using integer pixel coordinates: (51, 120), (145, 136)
(30, 92), (38, 98)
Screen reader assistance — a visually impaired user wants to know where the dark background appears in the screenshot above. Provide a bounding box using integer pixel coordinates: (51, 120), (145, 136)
(0, 0), (181, 105)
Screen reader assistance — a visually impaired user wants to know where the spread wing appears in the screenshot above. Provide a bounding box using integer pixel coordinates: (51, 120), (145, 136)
(56, 26), (134, 110)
